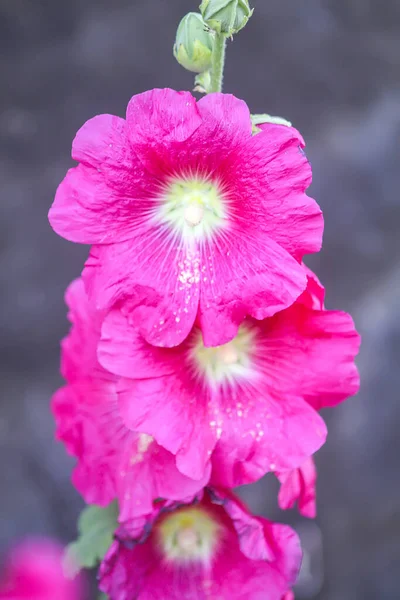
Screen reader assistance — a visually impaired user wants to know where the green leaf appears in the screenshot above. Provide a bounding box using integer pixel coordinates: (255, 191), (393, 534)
(251, 113), (292, 134)
(64, 502), (119, 578)
(98, 594), (108, 600)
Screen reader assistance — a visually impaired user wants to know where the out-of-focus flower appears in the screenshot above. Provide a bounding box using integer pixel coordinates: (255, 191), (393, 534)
(99, 489), (301, 600)
(53, 279), (209, 521)
(0, 538), (85, 600)
(49, 89), (323, 349)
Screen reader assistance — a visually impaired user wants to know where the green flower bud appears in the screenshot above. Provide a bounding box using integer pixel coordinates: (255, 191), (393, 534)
(174, 12), (213, 74)
(199, 0), (253, 36)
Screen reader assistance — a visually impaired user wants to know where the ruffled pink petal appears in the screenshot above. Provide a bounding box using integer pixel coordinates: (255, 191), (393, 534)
(211, 388), (326, 488)
(71, 114), (131, 172)
(126, 91), (253, 185)
(297, 265), (325, 309)
(83, 238), (201, 347)
(219, 490), (275, 561)
(116, 432), (210, 522)
(235, 123), (323, 259)
(277, 457), (317, 519)
(256, 305), (361, 410)
(55, 277), (208, 516)
(215, 490), (301, 589)
(198, 231), (307, 346)
(60, 279), (110, 383)
(99, 539), (155, 600)
(52, 383), (117, 507)
(98, 308), (186, 378)
(55, 379), (207, 519)
(193, 93), (252, 164)
(49, 115), (157, 245)
(118, 376), (215, 481)
(126, 88), (202, 173)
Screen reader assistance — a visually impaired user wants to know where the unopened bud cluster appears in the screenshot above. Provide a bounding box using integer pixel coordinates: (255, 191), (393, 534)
(200, 0), (253, 36)
(174, 1), (253, 80)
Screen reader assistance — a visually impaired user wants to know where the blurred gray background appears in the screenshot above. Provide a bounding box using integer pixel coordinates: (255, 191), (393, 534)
(0, 1), (399, 598)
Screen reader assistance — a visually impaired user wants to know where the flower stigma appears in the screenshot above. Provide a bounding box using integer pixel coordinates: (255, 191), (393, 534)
(191, 324), (257, 385)
(158, 506), (220, 564)
(156, 176), (228, 240)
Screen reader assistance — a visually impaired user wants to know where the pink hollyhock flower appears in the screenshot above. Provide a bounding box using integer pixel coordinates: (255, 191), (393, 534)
(99, 270), (359, 482)
(53, 279), (209, 520)
(99, 488), (301, 600)
(276, 457), (317, 519)
(49, 88), (323, 348)
(0, 538), (85, 600)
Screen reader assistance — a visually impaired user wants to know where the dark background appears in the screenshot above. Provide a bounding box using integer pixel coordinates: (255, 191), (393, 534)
(1, 1), (399, 598)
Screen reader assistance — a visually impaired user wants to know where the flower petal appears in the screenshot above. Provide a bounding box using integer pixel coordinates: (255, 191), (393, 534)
(98, 308), (186, 378)
(126, 88), (202, 172)
(49, 115), (157, 244)
(276, 457), (317, 519)
(229, 123), (323, 259)
(198, 231), (307, 346)
(83, 236), (201, 347)
(256, 305), (361, 410)
(118, 376), (215, 481)
(211, 387), (327, 488)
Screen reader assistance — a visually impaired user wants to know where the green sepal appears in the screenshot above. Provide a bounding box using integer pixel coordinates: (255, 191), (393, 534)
(251, 113), (292, 134)
(64, 502), (119, 578)
(194, 70), (212, 94)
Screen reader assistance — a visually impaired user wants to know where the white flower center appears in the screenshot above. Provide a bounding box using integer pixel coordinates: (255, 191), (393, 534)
(158, 507), (220, 565)
(191, 325), (256, 385)
(155, 176), (227, 240)
(184, 202), (205, 227)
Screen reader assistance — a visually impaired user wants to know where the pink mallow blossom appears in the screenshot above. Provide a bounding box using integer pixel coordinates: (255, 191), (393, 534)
(49, 88), (323, 348)
(99, 488), (301, 600)
(52, 279), (209, 521)
(0, 538), (85, 600)
(98, 271), (360, 482)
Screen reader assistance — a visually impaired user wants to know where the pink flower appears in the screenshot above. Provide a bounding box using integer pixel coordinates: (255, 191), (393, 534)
(53, 279), (209, 520)
(49, 89), (323, 348)
(99, 271), (359, 483)
(0, 538), (85, 600)
(99, 489), (301, 600)
(276, 457), (317, 519)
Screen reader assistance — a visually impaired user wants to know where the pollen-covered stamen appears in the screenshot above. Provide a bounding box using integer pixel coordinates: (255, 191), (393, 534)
(191, 324), (257, 385)
(158, 507), (220, 564)
(155, 176), (228, 240)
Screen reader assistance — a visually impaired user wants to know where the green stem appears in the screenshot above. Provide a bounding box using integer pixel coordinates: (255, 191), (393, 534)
(209, 33), (226, 93)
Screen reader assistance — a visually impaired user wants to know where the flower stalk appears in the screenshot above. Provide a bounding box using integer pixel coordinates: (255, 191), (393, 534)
(209, 32), (227, 92)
